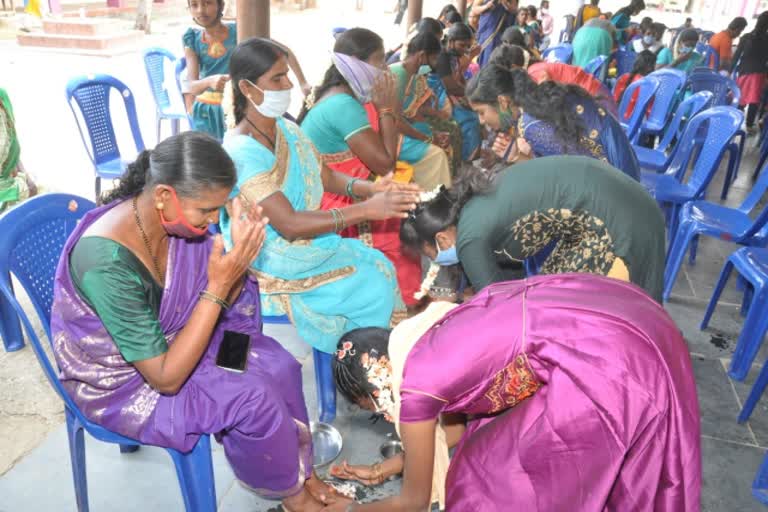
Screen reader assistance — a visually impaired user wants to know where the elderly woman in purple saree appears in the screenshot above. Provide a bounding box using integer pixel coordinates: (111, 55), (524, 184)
(50, 132), (341, 511)
(328, 274), (701, 511)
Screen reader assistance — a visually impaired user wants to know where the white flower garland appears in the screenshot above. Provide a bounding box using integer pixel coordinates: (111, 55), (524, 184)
(362, 352), (395, 423)
(414, 262), (441, 300)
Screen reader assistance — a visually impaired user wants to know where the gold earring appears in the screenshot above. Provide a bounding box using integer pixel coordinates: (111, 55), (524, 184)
(156, 202), (164, 210)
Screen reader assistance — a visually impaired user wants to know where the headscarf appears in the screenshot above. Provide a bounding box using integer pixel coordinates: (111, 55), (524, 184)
(331, 52), (383, 104)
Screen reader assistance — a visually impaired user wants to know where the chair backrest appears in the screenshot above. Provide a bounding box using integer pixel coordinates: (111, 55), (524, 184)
(656, 90), (713, 153)
(665, 106), (744, 196)
(65, 74), (145, 168)
(644, 68), (689, 128)
(612, 50), (637, 77)
(700, 30), (714, 42)
(617, 75), (660, 140)
(687, 68), (740, 107)
(142, 47), (176, 113)
(699, 44), (719, 69)
(584, 55), (608, 79)
(543, 43), (573, 63)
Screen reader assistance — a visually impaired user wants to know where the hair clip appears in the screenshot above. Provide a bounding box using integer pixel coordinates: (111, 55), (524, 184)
(336, 340), (356, 361)
(419, 185), (444, 203)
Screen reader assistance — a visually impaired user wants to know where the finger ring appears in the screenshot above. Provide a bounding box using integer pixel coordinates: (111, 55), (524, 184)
(240, 213), (247, 221)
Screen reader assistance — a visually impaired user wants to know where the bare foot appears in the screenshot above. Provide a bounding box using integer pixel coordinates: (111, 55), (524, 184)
(282, 487), (323, 512)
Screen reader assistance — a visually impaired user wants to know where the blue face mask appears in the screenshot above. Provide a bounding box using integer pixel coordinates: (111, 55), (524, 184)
(418, 64), (432, 75)
(643, 35), (655, 45)
(679, 45), (693, 54)
(434, 239), (460, 266)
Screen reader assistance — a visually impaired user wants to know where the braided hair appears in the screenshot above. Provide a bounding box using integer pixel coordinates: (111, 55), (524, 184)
(333, 327), (391, 407)
(296, 28), (383, 124)
(466, 65), (592, 152)
(228, 38), (288, 125)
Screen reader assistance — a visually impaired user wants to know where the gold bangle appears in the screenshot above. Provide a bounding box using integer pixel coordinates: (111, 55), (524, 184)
(199, 290), (230, 309)
(378, 107), (395, 115)
(330, 208), (340, 232)
(337, 208), (347, 231)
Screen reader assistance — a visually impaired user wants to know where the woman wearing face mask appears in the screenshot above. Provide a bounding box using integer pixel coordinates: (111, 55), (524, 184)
(299, 28), (423, 307)
(51, 132), (343, 511)
(390, 31), (460, 177)
(399, 156), (665, 301)
(468, 64), (640, 179)
(325, 273), (702, 512)
(222, 38), (420, 355)
(665, 28), (704, 72)
(430, 22), (482, 161)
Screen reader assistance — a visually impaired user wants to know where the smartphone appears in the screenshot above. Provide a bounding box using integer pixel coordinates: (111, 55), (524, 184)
(215, 331), (251, 373)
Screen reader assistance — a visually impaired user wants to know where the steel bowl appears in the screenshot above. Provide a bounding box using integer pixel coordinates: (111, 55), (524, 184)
(379, 439), (403, 459)
(311, 421), (343, 467)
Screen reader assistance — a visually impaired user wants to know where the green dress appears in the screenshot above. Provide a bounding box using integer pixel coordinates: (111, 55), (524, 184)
(0, 88), (28, 212)
(456, 156), (666, 301)
(69, 237), (167, 362)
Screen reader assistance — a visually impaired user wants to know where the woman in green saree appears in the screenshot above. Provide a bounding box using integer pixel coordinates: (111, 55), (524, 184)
(0, 88), (36, 213)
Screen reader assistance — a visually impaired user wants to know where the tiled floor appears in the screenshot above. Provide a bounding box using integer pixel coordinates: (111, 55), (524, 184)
(2, 139), (768, 511)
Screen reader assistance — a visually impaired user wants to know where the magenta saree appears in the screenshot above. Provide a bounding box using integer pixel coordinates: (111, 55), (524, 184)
(50, 201), (312, 498)
(400, 274), (701, 510)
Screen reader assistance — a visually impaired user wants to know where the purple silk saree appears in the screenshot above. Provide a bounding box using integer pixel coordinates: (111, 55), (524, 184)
(50, 201), (312, 498)
(400, 274), (701, 511)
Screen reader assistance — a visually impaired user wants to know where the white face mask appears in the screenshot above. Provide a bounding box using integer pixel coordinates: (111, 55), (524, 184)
(245, 79), (291, 118)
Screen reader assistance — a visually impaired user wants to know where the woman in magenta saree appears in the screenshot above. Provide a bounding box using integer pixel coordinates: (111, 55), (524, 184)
(329, 274), (701, 511)
(50, 132), (340, 511)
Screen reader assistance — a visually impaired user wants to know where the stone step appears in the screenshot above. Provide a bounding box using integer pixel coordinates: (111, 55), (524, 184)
(42, 18), (122, 36)
(17, 30), (144, 54)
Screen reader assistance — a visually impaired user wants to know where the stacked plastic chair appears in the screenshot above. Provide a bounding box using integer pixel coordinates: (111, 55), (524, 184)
(65, 74), (145, 198)
(0, 194), (218, 511)
(142, 47), (190, 142)
(583, 54), (608, 81)
(542, 43), (573, 63)
(634, 68), (688, 142)
(616, 76), (660, 141)
(611, 50), (637, 78)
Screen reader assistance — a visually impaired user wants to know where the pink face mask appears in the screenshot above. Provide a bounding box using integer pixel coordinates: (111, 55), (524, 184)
(159, 188), (209, 238)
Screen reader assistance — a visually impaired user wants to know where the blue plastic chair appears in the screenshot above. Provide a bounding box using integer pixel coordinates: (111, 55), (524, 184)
(687, 67), (741, 107)
(611, 50), (636, 78)
(633, 91), (713, 172)
(0, 193), (217, 511)
(262, 314), (336, 424)
(702, 247), (768, 385)
(634, 69), (688, 141)
(583, 54), (608, 81)
(617, 76), (660, 141)
(542, 43), (573, 64)
(142, 47), (189, 142)
(699, 44), (720, 70)
(753, 122), (768, 181)
(66, 74), (145, 198)
(642, 106), (744, 244)
(700, 30), (715, 43)
(751, 451), (768, 505)
(662, 144), (768, 305)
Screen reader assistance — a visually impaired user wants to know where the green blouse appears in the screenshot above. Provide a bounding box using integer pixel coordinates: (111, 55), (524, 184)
(300, 93), (371, 154)
(457, 156), (666, 301)
(0, 88), (21, 203)
(69, 237), (167, 362)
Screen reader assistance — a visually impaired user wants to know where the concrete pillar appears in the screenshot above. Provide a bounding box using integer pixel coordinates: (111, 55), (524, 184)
(406, 0), (422, 31)
(237, 0), (269, 41)
(456, 0), (467, 15)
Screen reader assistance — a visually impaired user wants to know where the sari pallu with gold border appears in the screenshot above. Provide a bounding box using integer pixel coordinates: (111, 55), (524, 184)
(222, 119), (405, 354)
(320, 103), (422, 306)
(51, 200), (312, 498)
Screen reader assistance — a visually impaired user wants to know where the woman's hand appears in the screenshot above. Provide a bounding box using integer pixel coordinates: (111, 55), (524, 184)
(363, 190), (419, 221)
(370, 173), (422, 195)
(330, 461), (387, 486)
(300, 81), (313, 96)
(492, 132), (513, 159)
(371, 71), (398, 113)
(207, 74), (230, 92)
(207, 198), (268, 297)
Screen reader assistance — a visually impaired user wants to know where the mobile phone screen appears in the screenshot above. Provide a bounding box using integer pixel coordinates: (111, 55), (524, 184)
(215, 331), (251, 373)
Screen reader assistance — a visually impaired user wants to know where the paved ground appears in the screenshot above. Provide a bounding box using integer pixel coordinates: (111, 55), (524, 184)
(1, 0), (768, 510)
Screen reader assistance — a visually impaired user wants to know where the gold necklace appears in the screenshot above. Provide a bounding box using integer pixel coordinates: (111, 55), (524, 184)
(132, 196), (164, 284)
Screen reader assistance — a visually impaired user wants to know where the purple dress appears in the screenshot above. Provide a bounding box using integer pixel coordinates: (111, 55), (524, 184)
(400, 274), (701, 510)
(50, 201), (312, 498)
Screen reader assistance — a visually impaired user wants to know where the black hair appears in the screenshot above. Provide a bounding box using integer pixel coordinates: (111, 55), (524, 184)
(527, 5), (538, 19)
(590, 0), (599, 6)
(400, 166), (495, 251)
(406, 30), (442, 57)
(678, 28), (698, 45)
(416, 17), (444, 38)
(296, 27), (383, 124)
(501, 26), (526, 46)
(616, 0), (645, 17)
(619, 50), (656, 103)
(752, 11), (768, 34)
(188, 0), (224, 27)
(489, 44), (537, 68)
(446, 22), (474, 42)
(229, 37), (288, 125)
(333, 327), (391, 406)
(651, 21), (666, 38)
(640, 16), (653, 30)
(466, 65), (591, 149)
(100, 131), (236, 205)
(728, 17), (747, 32)
(445, 10), (464, 25)
(438, 4), (459, 19)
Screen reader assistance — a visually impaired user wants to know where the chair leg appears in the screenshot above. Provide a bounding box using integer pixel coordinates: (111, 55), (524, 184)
(729, 291), (768, 381)
(752, 450), (768, 505)
(156, 117), (162, 144)
(721, 143), (738, 200)
(171, 119), (180, 136)
(689, 234), (700, 265)
(663, 222), (695, 302)
(94, 177), (101, 200)
(700, 260), (734, 330)
(0, 276), (24, 352)
(65, 408), (89, 512)
(167, 434), (216, 512)
(742, 283), (754, 317)
(739, 357), (768, 423)
(313, 348), (337, 424)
